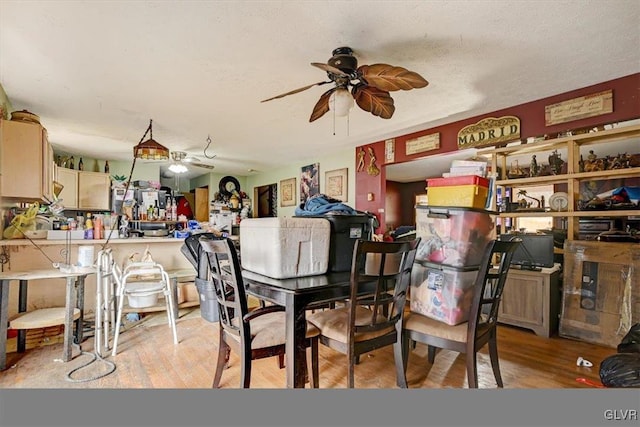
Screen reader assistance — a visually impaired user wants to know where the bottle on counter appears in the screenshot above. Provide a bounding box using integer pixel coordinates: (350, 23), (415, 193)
(165, 197), (173, 221)
(147, 204), (154, 221)
(153, 200), (159, 220)
(84, 212), (94, 239)
(170, 198), (177, 222)
(93, 214), (103, 239)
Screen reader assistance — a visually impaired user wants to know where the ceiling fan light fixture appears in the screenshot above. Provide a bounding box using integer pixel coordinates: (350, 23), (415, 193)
(133, 119), (170, 160)
(168, 163), (188, 173)
(329, 88), (354, 117)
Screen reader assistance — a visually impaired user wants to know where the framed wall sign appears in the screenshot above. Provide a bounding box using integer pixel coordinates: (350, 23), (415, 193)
(280, 177), (296, 207)
(325, 168), (348, 202)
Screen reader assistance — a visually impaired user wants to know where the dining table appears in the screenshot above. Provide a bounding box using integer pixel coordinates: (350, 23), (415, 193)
(241, 269), (354, 388)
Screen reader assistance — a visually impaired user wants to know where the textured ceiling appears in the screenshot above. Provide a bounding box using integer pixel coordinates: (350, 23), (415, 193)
(1, 1), (639, 181)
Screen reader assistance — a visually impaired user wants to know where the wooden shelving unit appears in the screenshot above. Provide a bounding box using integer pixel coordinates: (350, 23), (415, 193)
(478, 124), (640, 240)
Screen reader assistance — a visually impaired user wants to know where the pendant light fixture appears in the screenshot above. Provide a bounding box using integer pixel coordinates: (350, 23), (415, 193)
(133, 119), (170, 160)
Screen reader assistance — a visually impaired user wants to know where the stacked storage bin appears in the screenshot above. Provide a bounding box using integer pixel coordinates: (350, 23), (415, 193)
(410, 175), (496, 325)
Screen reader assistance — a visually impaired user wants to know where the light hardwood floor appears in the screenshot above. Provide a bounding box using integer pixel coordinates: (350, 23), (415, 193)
(0, 308), (612, 388)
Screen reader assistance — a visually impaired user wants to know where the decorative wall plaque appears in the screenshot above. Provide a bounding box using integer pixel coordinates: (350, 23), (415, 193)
(457, 116), (520, 149)
(385, 138), (395, 162)
(405, 133), (440, 155)
(545, 90), (613, 126)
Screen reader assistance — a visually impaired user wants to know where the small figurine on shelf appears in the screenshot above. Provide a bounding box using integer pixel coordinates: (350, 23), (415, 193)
(548, 150), (564, 175)
(529, 155), (539, 177)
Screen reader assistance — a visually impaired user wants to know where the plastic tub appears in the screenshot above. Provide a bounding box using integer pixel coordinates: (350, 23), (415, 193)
(415, 206), (495, 268)
(410, 261), (479, 325)
(427, 175), (490, 208)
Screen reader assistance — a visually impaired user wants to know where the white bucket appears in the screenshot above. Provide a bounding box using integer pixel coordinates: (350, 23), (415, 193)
(77, 245), (95, 267)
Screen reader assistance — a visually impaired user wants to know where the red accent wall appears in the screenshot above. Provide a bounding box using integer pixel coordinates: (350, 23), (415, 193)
(356, 73), (640, 233)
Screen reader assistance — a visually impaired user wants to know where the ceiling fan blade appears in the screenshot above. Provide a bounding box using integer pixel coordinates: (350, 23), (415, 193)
(311, 62), (349, 77)
(358, 64), (429, 92)
(352, 85), (395, 119)
(261, 81), (332, 102)
(309, 88), (335, 122)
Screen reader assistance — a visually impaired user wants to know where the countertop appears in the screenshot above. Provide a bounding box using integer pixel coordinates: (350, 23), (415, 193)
(0, 235), (239, 246)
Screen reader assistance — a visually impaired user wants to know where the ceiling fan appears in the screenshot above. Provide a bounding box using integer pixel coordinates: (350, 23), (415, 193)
(261, 47), (429, 122)
(168, 151), (215, 173)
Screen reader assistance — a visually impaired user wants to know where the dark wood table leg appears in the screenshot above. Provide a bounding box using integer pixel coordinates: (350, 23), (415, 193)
(17, 280), (27, 353)
(63, 276), (77, 361)
(0, 280), (9, 370)
(285, 293), (308, 388)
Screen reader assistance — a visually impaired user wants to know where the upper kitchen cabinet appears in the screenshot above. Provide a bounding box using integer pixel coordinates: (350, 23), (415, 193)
(55, 166), (79, 209)
(0, 119), (54, 202)
(77, 170), (110, 210)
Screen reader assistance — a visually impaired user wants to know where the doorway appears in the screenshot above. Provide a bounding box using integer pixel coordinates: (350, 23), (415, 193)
(254, 183), (277, 217)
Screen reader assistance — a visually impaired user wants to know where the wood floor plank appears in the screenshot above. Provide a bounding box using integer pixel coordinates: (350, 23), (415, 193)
(0, 309), (613, 388)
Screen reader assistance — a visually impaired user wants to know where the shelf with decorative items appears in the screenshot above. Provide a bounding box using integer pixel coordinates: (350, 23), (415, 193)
(477, 123), (640, 241)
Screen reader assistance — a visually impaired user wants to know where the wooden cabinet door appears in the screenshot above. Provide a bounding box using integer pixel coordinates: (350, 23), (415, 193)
(194, 187), (209, 222)
(0, 120), (45, 200)
(56, 167), (79, 209)
(499, 271), (545, 327)
(78, 171), (110, 210)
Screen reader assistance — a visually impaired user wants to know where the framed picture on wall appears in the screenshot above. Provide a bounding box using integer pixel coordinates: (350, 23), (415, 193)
(300, 163), (320, 203)
(325, 168), (348, 202)
(280, 177), (296, 207)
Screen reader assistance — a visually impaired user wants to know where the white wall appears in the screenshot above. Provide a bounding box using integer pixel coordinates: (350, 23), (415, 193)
(245, 147), (355, 217)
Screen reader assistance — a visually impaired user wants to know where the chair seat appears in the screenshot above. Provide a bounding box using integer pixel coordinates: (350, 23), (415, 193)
(232, 312), (320, 349)
(404, 312), (492, 344)
(404, 312), (468, 343)
(307, 306), (394, 343)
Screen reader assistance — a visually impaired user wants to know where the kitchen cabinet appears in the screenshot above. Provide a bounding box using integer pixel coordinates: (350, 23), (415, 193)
(78, 171), (111, 210)
(0, 119), (54, 202)
(54, 168), (111, 211)
(498, 264), (561, 337)
(478, 124), (640, 240)
(55, 167), (78, 209)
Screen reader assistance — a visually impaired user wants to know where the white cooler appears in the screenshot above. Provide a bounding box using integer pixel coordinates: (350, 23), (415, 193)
(240, 217), (330, 279)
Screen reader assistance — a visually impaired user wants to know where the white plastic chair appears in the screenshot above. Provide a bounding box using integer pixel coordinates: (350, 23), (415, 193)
(111, 262), (178, 356)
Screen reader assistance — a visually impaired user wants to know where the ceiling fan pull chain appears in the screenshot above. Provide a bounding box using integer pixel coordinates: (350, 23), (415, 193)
(332, 109), (336, 136)
(204, 135), (216, 159)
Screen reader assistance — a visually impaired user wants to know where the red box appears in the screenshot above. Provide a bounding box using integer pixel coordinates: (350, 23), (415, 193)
(426, 175), (490, 188)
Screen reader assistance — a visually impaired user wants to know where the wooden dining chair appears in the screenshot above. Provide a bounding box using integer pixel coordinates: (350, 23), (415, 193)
(307, 238), (420, 388)
(198, 237), (320, 388)
(397, 239), (521, 388)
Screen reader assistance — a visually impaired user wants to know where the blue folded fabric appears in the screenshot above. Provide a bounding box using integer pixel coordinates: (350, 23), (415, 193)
(294, 194), (358, 216)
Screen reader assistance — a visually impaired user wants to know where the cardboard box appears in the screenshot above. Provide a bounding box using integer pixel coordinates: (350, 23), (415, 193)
(559, 241), (640, 348)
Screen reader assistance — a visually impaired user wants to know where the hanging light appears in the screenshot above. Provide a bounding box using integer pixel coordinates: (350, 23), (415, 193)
(168, 163), (188, 174)
(329, 88), (354, 117)
(133, 119), (170, 160)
